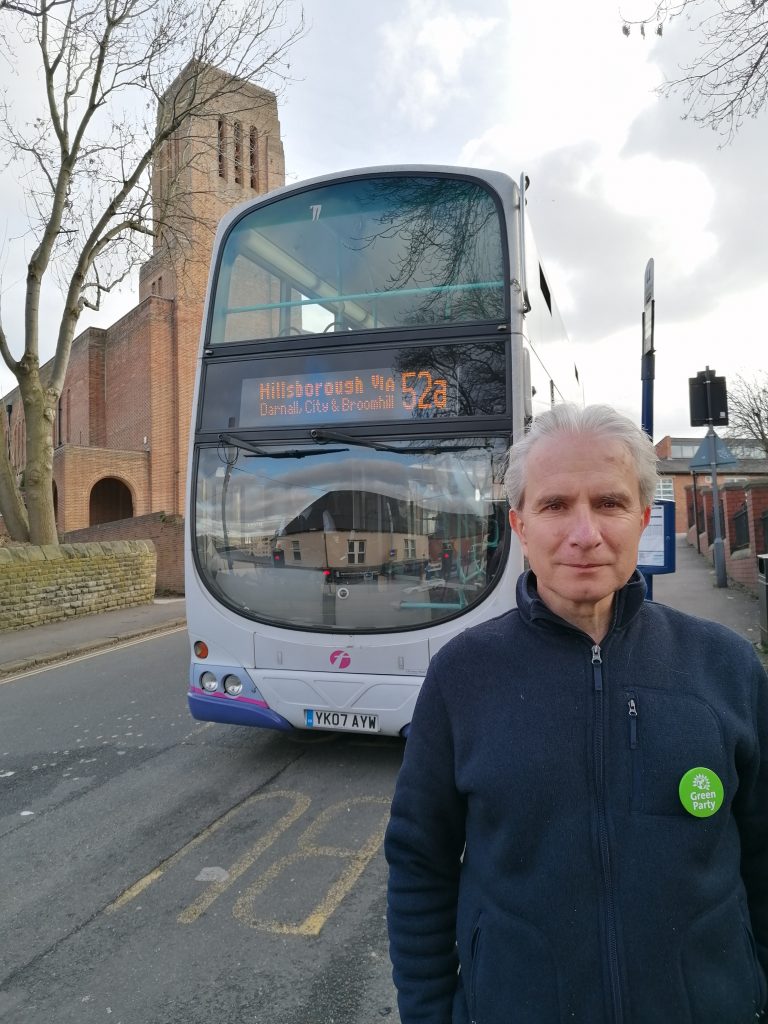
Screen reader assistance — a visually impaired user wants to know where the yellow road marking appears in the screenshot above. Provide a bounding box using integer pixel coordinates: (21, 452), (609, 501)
(106, 789), (307, 915)
(178, 791), (311, 924)
(232, 796), (390, 936)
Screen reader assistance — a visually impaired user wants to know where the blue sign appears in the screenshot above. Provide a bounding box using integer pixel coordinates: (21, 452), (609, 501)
(637, 500), (676, 575)
(689, 433), (738, 469)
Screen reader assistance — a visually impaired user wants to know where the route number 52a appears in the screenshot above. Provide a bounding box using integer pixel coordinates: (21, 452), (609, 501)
(400, 371), (448, 412)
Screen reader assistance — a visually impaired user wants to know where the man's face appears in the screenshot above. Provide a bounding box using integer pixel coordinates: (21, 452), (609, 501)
(508, 433), (651, 626)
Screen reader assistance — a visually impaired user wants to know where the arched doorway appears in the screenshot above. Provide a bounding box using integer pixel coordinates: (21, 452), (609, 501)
(89, 477), (133, 525)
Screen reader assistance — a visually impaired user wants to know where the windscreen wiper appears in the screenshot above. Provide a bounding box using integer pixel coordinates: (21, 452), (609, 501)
(309, 428), (490, 454)
(218, 431), (348, 459)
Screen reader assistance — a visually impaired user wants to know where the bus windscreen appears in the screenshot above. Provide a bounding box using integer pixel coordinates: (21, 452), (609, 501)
(193, 436), (510, 633)
(209, 174), (506, 343)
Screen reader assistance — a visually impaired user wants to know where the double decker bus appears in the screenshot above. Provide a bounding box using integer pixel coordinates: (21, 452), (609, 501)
(185, 165), (581, 737)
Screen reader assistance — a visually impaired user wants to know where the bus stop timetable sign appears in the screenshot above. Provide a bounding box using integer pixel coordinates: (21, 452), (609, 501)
(637, 500), (675, 575)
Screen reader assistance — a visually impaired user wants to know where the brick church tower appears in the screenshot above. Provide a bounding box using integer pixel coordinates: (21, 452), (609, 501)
(3, 64), (285, 568)
(136, 63), (286, 520)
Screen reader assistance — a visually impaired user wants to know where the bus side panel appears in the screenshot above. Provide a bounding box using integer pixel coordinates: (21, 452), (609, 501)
(520, 212), (582, 413)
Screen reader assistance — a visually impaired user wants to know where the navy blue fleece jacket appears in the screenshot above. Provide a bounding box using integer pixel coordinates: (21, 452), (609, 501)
(385, 570), (768, 1024)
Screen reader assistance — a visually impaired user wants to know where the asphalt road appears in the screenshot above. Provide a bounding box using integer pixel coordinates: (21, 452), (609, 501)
(0, 630), (403, 1023)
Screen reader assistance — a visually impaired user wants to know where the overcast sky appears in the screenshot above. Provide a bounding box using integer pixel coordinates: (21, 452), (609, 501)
(1, 0), (765, 441)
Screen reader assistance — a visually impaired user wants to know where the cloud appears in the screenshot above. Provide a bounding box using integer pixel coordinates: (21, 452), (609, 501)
(378, 1), (500, 130)
(580, 151), (719, 291)
(624, 90), (768, 304)
(458, 0), (662, 168)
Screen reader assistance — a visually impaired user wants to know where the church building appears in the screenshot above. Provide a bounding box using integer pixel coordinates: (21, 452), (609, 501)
(3, 65), (285, 551)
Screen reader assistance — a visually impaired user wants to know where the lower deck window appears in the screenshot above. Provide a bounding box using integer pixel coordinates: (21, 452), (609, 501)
(194, 436), (509, 632)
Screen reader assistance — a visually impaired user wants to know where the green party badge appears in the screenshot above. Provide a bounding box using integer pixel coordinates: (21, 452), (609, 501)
(679, 767), (724, 818)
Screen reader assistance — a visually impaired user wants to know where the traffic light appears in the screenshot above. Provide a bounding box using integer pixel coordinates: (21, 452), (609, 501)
(441, 545), (453, 579)
(273, 548), (285, 567)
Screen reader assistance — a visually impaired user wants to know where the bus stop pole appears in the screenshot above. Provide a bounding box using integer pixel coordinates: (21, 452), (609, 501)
(641, 342), (654, 599)
(641, 259), (655, 599)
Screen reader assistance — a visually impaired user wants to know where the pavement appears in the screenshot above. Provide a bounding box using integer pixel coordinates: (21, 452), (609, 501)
(0, 536), (764, 679)
(651, 535), (764, 648)
(0, 597), (187, 679)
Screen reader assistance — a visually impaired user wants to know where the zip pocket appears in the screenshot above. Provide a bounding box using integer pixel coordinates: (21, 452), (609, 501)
(469, 917), (483, 1022)
(627, 695), (638, 749)
(627, 692), (641, 811)
(743, 919), (768, 1013)
(625, 687), (725, 817)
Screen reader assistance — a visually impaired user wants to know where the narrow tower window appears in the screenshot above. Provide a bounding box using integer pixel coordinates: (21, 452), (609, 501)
(234, 121), (242, 185)
(217, 118), (226, 179)
(249, 127), (259, 190)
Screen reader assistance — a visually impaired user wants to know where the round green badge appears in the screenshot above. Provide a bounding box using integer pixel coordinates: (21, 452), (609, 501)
(678, 767), (724, 818)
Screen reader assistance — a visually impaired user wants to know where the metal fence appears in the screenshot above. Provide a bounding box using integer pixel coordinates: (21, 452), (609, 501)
(731, 502), (749, 552)
(696, 501), (705, 534)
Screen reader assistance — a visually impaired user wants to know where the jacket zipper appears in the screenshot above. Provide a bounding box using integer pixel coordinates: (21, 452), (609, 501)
(628, 697), (638, 749)
(592, 644), (624, 1024)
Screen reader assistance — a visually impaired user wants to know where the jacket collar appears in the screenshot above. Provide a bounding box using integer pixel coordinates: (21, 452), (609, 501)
(516, 568), (647, 639)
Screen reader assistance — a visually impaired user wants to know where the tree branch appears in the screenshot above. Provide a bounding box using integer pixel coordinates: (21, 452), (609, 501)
(0, 315), (21, 374)
(622, 0), (768, 138)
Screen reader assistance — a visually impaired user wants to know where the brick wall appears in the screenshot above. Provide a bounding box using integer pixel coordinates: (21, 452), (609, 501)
(747, 481), (768, 554)
(665, 474), (691, 533)
(722, 484), (755, 590)
(53, 445), (150, 534)
(66, 327), (106, 446)
(0, 540), (157, 632)
(103, 302), (156, 452)
(683, 479), (768, 593)
(62, 512), (184, 594)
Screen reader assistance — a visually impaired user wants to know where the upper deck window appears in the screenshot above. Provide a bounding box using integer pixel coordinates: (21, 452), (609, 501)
(209, 174), (506, 344)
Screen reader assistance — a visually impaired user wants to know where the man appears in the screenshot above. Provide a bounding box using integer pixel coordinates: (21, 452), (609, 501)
(385, 404), (767, 1024)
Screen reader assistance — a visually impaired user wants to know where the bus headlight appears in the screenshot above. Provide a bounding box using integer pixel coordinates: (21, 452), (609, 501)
(200, 671), (218, 693)
(223, 674), (243, 696)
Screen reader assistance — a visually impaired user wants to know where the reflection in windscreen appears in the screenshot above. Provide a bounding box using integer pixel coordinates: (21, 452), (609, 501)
(210, 175), (506, 343)
(194, 439), (509, 632)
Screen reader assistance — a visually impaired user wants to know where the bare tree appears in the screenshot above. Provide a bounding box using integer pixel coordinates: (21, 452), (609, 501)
(0, 0), (304, 544)
(621, 0), (768, 140)
(726, 372), (768, 457)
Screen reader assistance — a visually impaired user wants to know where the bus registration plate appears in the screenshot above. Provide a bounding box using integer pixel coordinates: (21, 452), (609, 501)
(305, 709), (379, 733)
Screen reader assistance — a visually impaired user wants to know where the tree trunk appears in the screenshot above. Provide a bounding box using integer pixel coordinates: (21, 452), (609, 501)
(0, 441), (30, 541)
(19, 374), (58, 545)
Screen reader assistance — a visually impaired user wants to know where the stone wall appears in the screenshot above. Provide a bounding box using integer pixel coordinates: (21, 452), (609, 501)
(62, 513), (184, 594)
(0, 540), (157, 632)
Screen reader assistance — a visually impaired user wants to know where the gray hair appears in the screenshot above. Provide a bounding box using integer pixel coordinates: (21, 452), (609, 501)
(504, 404), (659, 510)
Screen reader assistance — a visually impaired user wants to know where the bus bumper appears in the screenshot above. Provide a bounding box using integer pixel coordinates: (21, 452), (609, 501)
(188, 689), (294, 731)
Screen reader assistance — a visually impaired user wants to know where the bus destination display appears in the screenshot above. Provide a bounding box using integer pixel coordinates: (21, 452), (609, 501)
(201, 341), (506, 431)
(243, 367), (450, 424)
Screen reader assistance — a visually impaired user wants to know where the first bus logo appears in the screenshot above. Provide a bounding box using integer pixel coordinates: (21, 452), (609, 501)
(330, 650), (351, 670)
